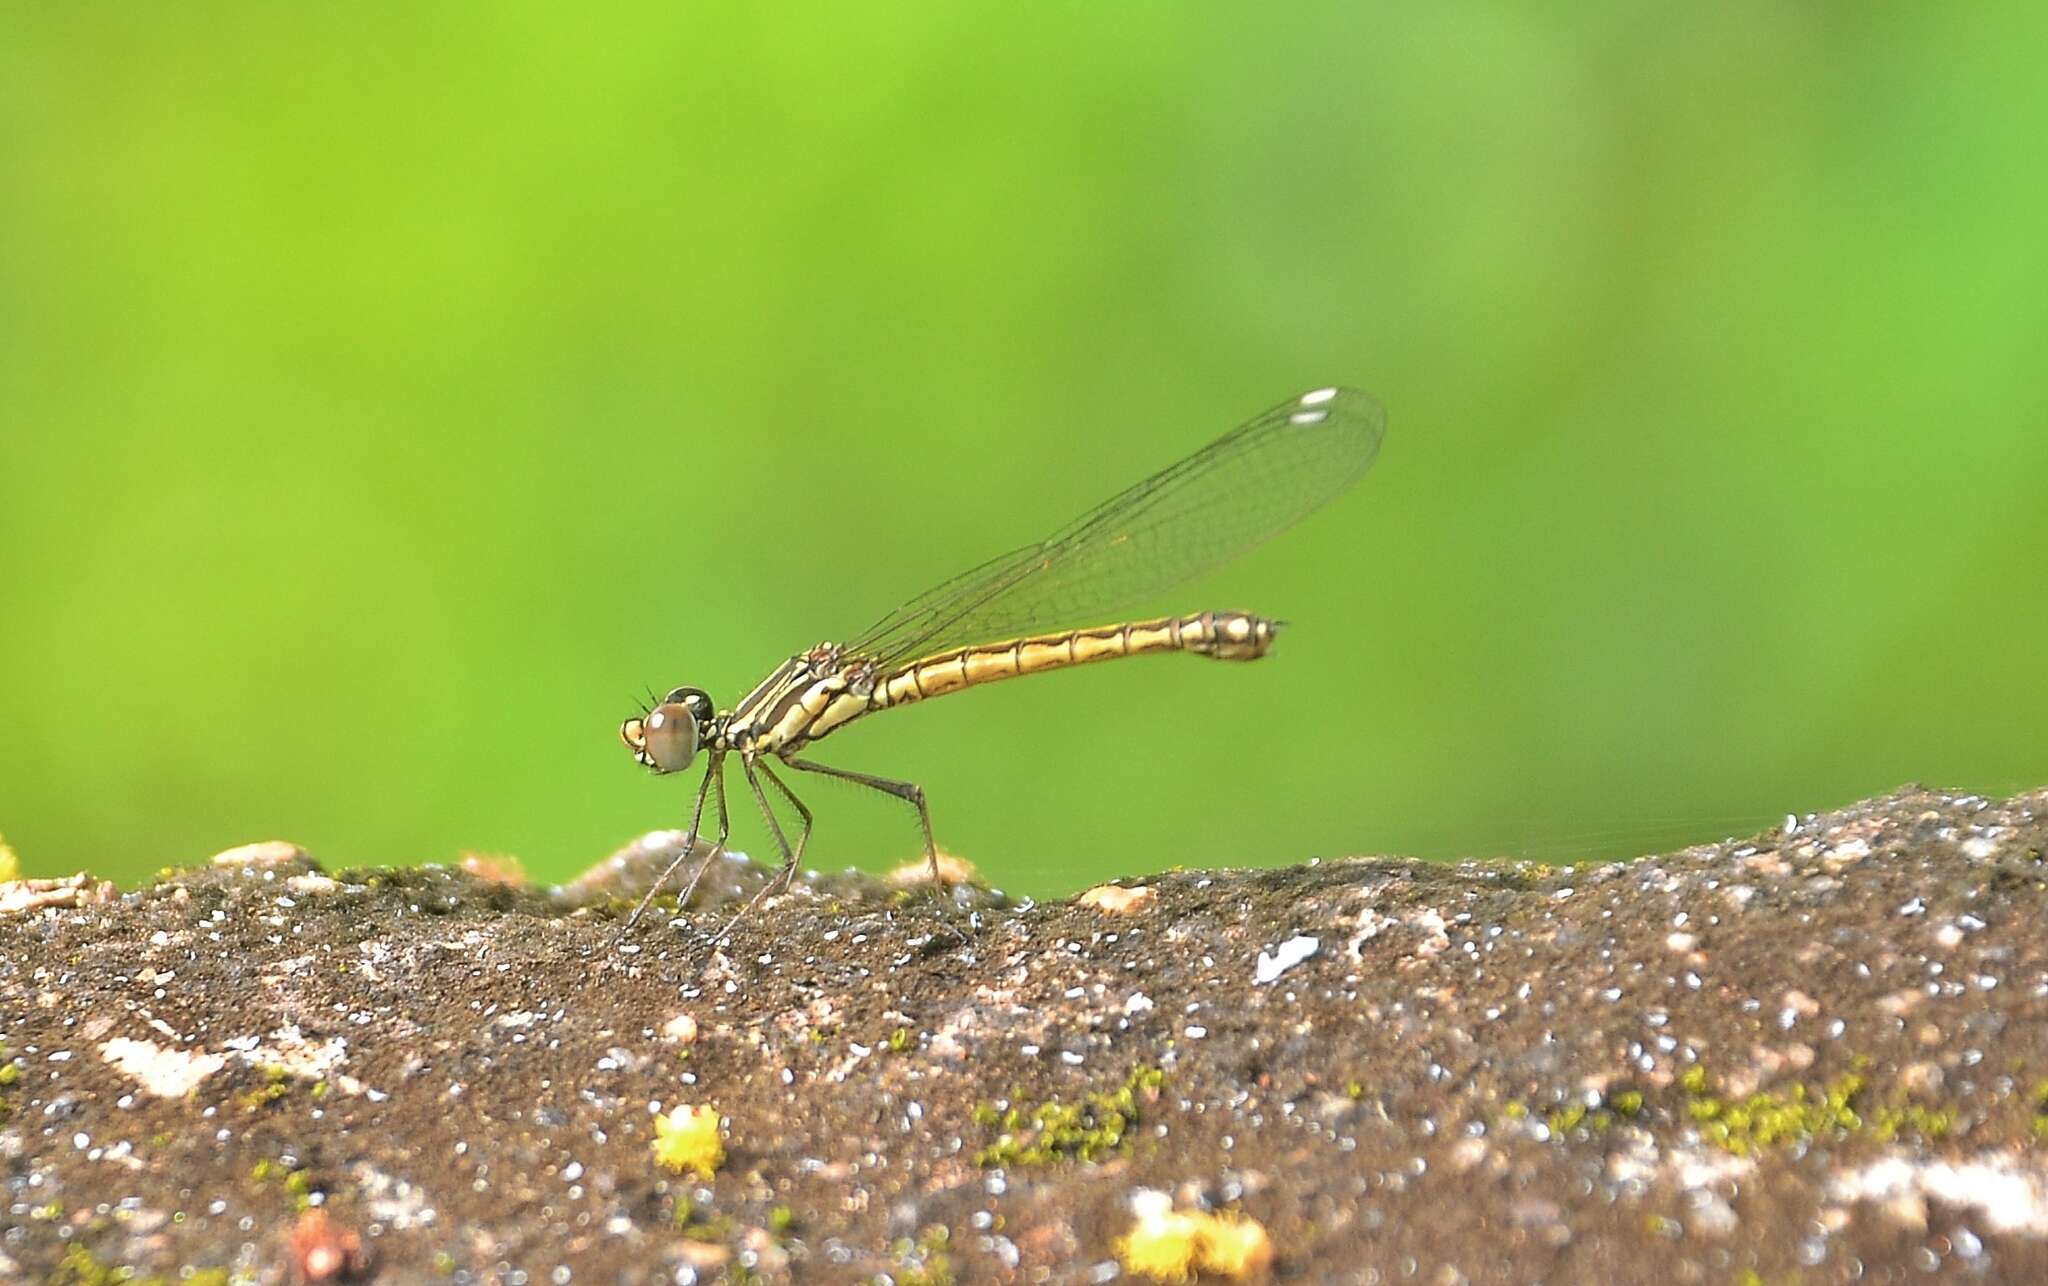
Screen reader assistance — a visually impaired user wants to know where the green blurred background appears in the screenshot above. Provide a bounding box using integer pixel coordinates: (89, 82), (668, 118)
(4, 6), (2044, 896)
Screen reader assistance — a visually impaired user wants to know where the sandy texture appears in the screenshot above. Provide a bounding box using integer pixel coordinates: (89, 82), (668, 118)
(3, 786), (2047, 1284)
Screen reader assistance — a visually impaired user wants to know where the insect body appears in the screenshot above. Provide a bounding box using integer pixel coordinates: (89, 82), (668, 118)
(620, 387), (1385, 937)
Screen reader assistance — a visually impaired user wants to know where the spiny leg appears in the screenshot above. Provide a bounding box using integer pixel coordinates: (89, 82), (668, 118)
(784, 756), (940, 883)
(744, 754), (796, 868)
(708, 756), (806, 946)
(671, 756), (732, 912)
(621, 750), (724, 937)
(755, 759), (814, 896)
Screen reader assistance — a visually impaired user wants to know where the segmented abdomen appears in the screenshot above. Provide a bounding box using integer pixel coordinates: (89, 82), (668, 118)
(871, 610), (1277, 711)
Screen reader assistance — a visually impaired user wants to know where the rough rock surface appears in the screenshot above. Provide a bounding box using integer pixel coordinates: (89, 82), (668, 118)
(4, 786), (2048, 1284)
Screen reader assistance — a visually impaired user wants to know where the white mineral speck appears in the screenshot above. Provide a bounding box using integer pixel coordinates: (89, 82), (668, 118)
(1255, 935), (1320, 985)
(1830, 1155), (2048, 1235)
(99, 1038), (226, 1098)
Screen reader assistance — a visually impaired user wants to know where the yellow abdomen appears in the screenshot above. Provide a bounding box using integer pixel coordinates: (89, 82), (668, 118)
(872, 611), (1277, 711)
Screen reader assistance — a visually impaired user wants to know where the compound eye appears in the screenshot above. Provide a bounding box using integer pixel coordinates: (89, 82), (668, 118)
(657, 687), (714, 727)
(642, 701), (701, 774)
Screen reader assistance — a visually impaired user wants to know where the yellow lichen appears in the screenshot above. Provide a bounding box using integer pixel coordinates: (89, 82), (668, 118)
(1117, 1195), (1273, 1282)
(652, 1103), (725, 1178)
(1193, 1212), (1275, 1279)
(1120, 1208), (1203, 1282)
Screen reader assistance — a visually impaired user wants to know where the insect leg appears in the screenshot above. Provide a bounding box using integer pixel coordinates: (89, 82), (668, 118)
(755, 759), (814, 893)
(672, 755), (732, 912)
(783, 756), (940, 884)
(621, 749), (724, 936)
(708, 757), (805, 946)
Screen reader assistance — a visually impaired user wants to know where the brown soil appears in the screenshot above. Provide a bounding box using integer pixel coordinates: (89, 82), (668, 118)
(4, 785), (2047, 1284)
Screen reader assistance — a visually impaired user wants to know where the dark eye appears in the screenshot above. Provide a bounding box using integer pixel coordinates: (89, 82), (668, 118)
(658, 686), (714, 727)
(642, 701), (701, 773)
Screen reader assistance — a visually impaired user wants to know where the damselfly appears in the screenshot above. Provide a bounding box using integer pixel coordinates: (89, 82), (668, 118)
(620, 386), (1386, 936)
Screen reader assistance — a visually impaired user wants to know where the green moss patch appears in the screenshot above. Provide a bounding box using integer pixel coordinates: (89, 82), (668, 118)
(973, 1065), (1164, 1168)
(1519, 1063), (1961, 1156)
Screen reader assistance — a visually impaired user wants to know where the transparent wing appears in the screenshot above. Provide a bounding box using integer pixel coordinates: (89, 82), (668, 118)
(846, 386), (1386, 668)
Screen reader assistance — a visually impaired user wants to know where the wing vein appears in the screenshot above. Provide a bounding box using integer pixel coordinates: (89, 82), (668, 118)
(845, 387), (1386, 668)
